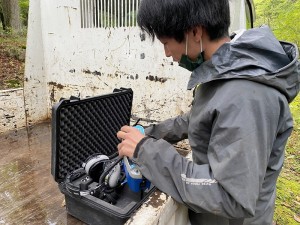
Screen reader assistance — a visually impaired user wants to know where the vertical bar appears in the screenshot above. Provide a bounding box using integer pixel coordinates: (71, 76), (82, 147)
(98, 0), (101, 27)
(87, 0), (90, 28)
(110, 0), (113, 27)
(99, 0), (102, 27)
(100, 0), (103, 27)
(90, 0), (93, 28)
(135, 0), (138, 26)
(91, 0), (97, 28)
(95, 0), (99, 27)
(80, 0), (83, 28)
(114, 0), (117, 27)
(121, 0), (123, 27)
(108, 0), (111, 27)
(82, 0), (85, 28)
(101, 0), (105, 27)
(84, 0), (88, 28)
(125, 0), (128, 26)
(129, 0), (131, 26)
(104, 0), (106, 27)
(117, 0), (120, 27)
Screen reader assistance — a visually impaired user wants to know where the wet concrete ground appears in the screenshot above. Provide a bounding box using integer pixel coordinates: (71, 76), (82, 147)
(0, 122), (84, 225)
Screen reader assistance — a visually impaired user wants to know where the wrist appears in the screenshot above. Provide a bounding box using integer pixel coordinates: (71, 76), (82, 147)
(133, 136), (151, 158)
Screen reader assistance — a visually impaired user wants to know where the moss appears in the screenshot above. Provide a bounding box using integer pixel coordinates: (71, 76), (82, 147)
(6, 79), (22, 88)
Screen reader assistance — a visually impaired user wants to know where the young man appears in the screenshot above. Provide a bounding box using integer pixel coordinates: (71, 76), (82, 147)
(117, 0), (300, 224)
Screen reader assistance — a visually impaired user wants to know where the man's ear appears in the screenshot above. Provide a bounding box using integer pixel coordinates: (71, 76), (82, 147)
(192, 26), (203, 42)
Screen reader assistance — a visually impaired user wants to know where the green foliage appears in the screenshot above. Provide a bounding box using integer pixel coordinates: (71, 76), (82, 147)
(6, 79), (22, 88)
(254, 0), (300, 46)
(274, 94), (300, 224)
(255, 4), (300, 223)
(19, 0), (29, 26)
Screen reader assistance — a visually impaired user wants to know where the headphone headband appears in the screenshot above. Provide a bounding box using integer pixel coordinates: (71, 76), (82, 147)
(82, 154), (109, 175)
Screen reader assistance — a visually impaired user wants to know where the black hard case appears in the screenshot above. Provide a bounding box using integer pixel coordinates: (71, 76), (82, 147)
(51, 88), (154, 225)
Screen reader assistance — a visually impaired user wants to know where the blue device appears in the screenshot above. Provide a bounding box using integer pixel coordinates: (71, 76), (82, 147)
(123, 125), (151, 192)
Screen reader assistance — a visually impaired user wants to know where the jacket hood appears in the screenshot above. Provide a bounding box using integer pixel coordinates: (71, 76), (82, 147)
(187, 26), (300, 103)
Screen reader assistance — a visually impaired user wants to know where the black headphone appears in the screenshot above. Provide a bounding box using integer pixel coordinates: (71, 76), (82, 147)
(82, 154), (110, 181)
(65, 154), (125, 204)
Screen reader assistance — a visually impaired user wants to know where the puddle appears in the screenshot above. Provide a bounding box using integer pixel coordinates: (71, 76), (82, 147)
(0, 122), (85, 224)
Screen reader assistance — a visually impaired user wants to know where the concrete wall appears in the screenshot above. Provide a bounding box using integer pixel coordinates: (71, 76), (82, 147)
(0, 88), (27, 132)
(23, 0), (193, 130)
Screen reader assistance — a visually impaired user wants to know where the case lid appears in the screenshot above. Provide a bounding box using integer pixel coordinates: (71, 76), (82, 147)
(51, 88), (133, 182)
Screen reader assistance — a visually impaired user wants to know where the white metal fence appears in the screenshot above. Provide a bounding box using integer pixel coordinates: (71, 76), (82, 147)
(80, 0), (140, 28)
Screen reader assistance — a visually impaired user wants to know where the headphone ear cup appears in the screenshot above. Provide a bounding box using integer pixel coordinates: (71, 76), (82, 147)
(89, 160), (109, 181)
(83, 155), (109, 181)
(107, 163), (121, 188)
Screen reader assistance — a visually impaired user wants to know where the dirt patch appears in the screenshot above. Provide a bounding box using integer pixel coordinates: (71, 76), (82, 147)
(0, 37), (26, 90)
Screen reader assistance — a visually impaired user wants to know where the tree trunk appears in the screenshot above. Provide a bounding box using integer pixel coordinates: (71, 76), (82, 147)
(0, 0), (5, 30)
(1, 0), (22, 32)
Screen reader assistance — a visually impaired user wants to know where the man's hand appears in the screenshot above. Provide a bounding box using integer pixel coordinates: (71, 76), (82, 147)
(117, 126), (145, 158)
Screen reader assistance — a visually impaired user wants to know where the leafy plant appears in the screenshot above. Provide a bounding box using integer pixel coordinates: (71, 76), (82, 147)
(274, 94), (300, 224)
(254, 0), (300, 46)
(6, 79), (22, 88)
(19, 0), (28, 26)
(254, 1), (300, 223)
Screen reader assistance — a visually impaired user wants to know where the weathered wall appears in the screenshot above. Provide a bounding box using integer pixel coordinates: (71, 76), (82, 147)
(0, 88), (26, 133)
(21, 0), (193, 129)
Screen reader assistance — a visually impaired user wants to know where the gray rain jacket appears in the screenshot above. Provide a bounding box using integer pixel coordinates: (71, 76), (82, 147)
(133, 26), (300, 225)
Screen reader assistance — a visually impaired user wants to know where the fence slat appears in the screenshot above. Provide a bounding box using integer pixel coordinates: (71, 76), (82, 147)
(80, 0), (139, 28)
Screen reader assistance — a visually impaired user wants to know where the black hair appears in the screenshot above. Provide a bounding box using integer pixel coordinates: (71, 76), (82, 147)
(137, 0), (230, 42)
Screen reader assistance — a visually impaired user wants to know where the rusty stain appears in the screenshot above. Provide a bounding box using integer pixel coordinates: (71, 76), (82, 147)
(50, 86), (55, 103)
(92, 71), (101, 76)
(114, 71), (140, 80)
(83, 69), (91, 74)
(48, 82), (64, 89)
(144, 191), (168, 208)
(146, 75), (168, 83)
(5, 115), (15, 119)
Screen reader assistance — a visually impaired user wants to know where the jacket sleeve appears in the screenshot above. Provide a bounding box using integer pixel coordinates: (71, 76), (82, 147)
(132, 87), (293, 219)
(144, 111), (190, 144)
